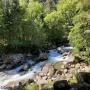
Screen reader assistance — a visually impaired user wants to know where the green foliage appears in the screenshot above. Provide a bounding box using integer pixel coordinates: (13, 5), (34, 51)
(57, 0), (79, 27)
(0, 0), (47, 52)
(0, 1), (7, 53)
(68, 0), (90, 61)
(69, 23), (86, 50)
(25, 0), (47, 48)
(0, 0), (90, 61)
(44, 11), (64, 45)
(26, 0), (43, 18)
(44, 0), (56, 14)
(69, 75), (77, 84)
(22, 83), (38, 90)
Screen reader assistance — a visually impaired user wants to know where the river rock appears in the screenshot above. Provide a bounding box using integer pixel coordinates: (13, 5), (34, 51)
(75, 63), (80, 69)
(0, 59), (3, 65)
(63, 69), (68, 74)
(57, 47), (64, 54)
(55, 70), (62, 75)
(71, 64), (75, 68)
(41, 64), (49, 74)
(38, 52), (48, 61)
(20, 63), (30, 71)
(48, 68), (55, 77)
(52, 77), (56, 81)
(69, 56), (82, 65)
(0, 64), (6, 70)
(76, 72), (90, 84)
(26, 53), (32, 57)
(1, 54), (25, 70)
(70, 83), (90, 90)
(6, 64), (15, 70)
(0, 56), (3, 64)
(3, 55), (13, 64)
(42, 76), (48, 80)
(2, 54), (24, 64)
(19, 79), (34, 86)
(61, 65), (65, 69)
(53, 80), (70, 90)
(63, 52), (70, 56)
(42, 64), (55, 77)
(39, 72), (44, 77)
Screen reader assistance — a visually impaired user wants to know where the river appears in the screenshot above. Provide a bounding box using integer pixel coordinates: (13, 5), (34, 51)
(0, 47), (73, 90)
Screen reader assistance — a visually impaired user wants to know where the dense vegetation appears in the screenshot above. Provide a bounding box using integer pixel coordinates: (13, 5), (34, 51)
(0, 0), (90, 60)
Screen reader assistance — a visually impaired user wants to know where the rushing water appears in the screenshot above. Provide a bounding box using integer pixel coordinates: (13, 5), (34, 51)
(0, 47), (73, 89)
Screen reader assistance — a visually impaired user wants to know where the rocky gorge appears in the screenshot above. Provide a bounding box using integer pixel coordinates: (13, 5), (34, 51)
(0, 46), (90, 90)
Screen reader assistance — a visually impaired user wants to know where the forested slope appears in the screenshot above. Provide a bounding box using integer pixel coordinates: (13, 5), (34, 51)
(0, 0), (90, 61)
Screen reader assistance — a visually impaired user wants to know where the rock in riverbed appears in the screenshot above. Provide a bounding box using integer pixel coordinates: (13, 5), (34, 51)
(38, 52), (48, 61)
(34, 61), (90, 85)
(53, 80), (70, 90)
(0, 54), (25, 70)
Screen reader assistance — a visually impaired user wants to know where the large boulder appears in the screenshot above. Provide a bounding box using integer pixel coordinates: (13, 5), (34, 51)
(76, 72), (90, 84)
(19, 63), (30, 72)
(70, 83), (90, 90)
(42, 64), (55, 77)
(34, 64), (55, 82)
(53, 80), (70, 90)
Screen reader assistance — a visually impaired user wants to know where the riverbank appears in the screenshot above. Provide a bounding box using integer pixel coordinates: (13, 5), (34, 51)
(0, 46), (74, 89)
(3, 60), (90, 90)
(1, 46), (90, 90)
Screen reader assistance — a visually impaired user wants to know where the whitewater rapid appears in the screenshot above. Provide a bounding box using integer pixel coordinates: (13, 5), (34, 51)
(0, 47), (73, 89)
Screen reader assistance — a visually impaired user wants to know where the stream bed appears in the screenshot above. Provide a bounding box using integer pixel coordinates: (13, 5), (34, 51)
(0, 47), (73, 90)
